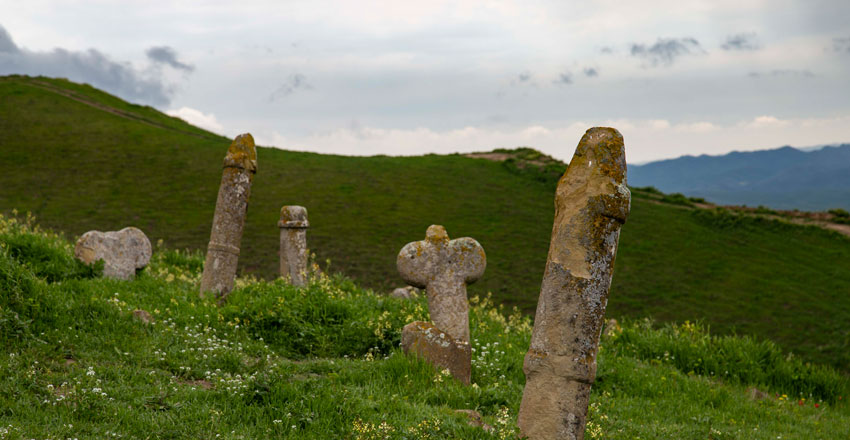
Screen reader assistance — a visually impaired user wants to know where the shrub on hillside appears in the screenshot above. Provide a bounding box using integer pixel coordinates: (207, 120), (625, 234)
(0, 212), (101, 282)
(0, 250), (42, 341)
(661, 193), (694, 207)
(828, 208), (849, 218)
(605, 319), (848, 403)
(632, 186), (663, 195)
(222, 275), (431, 359)
(500, 158), (563, 187)
(754, 205), (779, 215)
(829, 208), (850, 224)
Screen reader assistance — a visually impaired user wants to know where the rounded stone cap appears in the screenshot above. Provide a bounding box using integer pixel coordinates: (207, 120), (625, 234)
(574, 127), (626, 183)
(223, 133), (258, 173)
(425, 224), (449, 244)
(279, 205), (309, 228)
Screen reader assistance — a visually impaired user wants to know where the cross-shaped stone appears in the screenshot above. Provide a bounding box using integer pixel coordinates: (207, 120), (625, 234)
(397, 225), (486, 343)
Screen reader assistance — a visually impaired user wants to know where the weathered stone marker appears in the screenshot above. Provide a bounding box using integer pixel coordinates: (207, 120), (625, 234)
(397, 225), (486, 343)
(199, 133), (257, 301)
(74, 227), (152, 280)
(401, 321), (472, 385)
(279, 205), (309, 286)
(390, 285), (420, 299)
(517, 127), (630, 440)
(397, 225), (485, 384)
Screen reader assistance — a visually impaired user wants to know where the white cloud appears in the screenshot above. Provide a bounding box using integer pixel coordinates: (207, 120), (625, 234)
(740, 115), (790, 129)
(675, 121), (718, 133)
(3, 0), (849, 162)
(166, 107), (224, 133)
(649, 119), (671, 130)
(250, 115), (850, 164)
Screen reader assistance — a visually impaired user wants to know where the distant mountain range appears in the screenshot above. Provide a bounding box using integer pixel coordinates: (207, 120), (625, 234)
(628, 144), (850, 211)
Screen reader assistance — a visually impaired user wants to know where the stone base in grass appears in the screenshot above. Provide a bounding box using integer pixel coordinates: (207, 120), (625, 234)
(401, 321), (470, 385)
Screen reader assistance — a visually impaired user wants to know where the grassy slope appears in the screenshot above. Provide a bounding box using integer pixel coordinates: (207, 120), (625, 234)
(1, 216), (848, 439)
(1, 75), (849, 371)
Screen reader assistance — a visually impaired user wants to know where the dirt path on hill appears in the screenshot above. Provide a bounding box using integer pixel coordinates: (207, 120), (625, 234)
(640, 197), (850, 239)
(8, 77), (219, 141)
(790, 219), (850, 237)
(464, 152), (513, 161)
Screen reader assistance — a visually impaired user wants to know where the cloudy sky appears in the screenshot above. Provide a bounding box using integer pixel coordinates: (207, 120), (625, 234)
(2, 0), (849, 163)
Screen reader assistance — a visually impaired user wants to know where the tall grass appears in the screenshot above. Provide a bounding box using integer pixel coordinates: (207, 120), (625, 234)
(1, 213), (849, 439)
(606, 319), (848, 403)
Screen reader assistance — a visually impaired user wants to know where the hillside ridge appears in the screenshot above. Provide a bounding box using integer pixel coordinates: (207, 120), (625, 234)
(2, 75), (849, 372)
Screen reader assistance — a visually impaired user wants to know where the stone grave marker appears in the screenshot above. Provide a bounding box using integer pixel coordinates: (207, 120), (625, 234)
(278, 205), (309, 286)
(517, 127), (630, 440)
(401, 321), (472, 385)
(199, 133), (257, 301)
(397, 224), (485, 343)
(397, 225), (486, 384)
(74, 226), (152, 280)
(390, 285), (420, 299)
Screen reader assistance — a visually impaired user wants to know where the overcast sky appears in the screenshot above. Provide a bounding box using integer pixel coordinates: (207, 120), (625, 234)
(2, 0), (849, 163)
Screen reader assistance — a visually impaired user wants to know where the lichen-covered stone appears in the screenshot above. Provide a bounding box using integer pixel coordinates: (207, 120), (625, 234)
(517, 127), (630, 440)
(397, 225), (485, 343)
(74, 227), (151, 280)
(401, 321), (471, 385)
(279, 205), (309, 286)
(455, 409), (494, 432)
(390, 285), (420, 299)
(132, 309), (153, 324)
(200, 134), (257, 301)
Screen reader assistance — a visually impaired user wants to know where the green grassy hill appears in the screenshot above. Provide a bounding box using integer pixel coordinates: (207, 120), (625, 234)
(1, 75), (849, 372)
(1, 215), (848, 439)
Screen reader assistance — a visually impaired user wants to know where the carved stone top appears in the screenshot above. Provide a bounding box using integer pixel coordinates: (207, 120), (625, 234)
(547, 126), (630, 280)
(397, 225), (486, 289)
(222, 133), (257, 172)
(279, 205), (309, 228)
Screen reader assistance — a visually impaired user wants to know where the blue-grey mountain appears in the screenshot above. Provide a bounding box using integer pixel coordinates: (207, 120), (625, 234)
(628, 145), (850, 211)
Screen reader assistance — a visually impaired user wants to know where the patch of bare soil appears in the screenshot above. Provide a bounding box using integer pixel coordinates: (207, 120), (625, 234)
(175, 378), (213, 389)
(823, 223), (850, 236)
(464, 152), (513, 161)
(786, 218), (850, 238)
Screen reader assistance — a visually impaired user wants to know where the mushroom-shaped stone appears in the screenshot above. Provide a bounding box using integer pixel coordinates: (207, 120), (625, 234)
(397, 225), (485, 343)
(279, 205), (309, 286)
(200, 133), (257, 301)
(74, 227), (152, 280)
(222, 133), (258, 172)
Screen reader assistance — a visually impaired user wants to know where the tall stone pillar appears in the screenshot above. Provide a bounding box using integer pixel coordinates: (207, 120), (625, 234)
(517, 127), (630, 440)
(279, 205), (309, 286)
(200, 133), (257, 301)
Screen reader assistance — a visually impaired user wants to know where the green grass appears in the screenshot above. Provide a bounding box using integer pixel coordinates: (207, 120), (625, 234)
(1, 214), (849, 439)
(1, 75), (850, 373)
